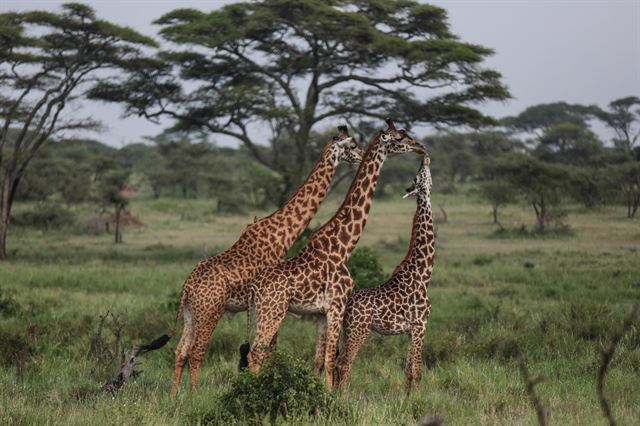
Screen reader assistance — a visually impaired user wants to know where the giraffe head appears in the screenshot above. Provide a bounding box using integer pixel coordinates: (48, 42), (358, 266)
(332, 125), (364, 165)
(380, 118), (427, 155)
(404, 155), (432, 199)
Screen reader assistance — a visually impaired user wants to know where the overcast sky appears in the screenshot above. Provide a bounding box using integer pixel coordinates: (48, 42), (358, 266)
(3, 0), (639, 146)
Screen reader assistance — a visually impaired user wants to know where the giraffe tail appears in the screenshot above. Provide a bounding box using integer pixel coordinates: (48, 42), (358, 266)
(173, 285), (189, 335)
(143, 285), (188, 351)
(238, 308), (251, 371)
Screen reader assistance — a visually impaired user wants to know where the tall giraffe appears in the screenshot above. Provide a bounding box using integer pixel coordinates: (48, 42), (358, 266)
(334, 155), (435, 396)
(246, 120), (426, 388)
(170, 128), (363, 394)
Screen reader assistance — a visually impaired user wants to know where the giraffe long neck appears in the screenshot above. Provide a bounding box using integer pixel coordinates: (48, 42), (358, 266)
(308, 136), (386, 261)
(392, 192), (435, 286)
(266, 141), (339, 252)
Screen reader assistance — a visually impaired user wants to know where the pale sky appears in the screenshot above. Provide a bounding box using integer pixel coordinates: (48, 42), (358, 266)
(2, 0), (639, 146)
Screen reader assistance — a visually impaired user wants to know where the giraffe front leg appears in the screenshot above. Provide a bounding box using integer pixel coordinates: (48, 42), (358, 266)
(334, 315), (370, 392)
(405, 325), (426, 397)
(323, 303), (347, 389)
(313, 316), (327, 376)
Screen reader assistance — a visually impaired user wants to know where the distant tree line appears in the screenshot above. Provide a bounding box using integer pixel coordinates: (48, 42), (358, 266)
(2, 2), (638, 258)
(0, 1), (510, 259)
(423, 100), (640, 231)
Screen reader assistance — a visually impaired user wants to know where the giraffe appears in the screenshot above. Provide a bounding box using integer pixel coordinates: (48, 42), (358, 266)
(246, 119), (427, 388)
(334, 154), (435, 396)
(170, 127), (364, 395)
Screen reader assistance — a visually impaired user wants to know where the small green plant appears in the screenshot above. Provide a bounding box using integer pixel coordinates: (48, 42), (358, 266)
(489, 225), (574, 239)
(220, 351), (344, 424)
(472, 254), (495, 266)
(0, 290), (20, 317)
(348, 247), (386, 289)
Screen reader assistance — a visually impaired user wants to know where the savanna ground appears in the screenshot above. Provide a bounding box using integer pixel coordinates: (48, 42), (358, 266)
(1, 183), (639, 425)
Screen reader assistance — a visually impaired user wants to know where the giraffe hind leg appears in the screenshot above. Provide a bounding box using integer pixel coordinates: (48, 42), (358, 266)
(313, 316), (327, 376)
(171, 302), (194, 396)
(187, 301), (225, 391)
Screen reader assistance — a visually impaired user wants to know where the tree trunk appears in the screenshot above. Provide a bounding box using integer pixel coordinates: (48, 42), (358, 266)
(630, 193), (639, 218)
(533, 201), (545, 232)
(492, 206), (499, 225)
(114, 205), (122, 244)
(0, 172), (15, 260)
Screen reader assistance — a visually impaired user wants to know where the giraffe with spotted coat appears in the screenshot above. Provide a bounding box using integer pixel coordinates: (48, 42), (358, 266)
(334, 154), (435, 396)
(170, 127), (363, 395)
(246, 119), (427, 388)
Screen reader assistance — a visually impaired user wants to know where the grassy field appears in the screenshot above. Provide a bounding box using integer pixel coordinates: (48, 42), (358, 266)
(1, 188), (639, 425)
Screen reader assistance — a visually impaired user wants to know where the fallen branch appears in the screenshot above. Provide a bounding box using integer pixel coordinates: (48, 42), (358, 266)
(101, 334), (170, 392)
(519, 359), (547, 426)
(597, 305), (638, 426)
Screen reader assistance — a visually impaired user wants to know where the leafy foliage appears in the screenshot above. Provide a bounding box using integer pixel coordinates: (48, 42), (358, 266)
(220, 351), (344, 424)
(89, 0), (509, 201)
(13, 202), (76, 230)
(0, 3), (157, 258)
(348, 246), (386, 289)
(494, 154), (572, 231)
(593, 96), (640, 154)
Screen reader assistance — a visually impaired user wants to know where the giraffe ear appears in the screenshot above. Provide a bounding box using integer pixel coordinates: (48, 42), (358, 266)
(403, 184), (418, 198)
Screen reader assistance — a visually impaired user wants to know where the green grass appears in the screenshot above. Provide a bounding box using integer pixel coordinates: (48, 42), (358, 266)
(1, 192), (639, 425)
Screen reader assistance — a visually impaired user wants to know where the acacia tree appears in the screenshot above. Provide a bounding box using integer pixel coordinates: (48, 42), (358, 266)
(609, 162), (640, 218)
(89, 0), (509, 202)
(479, 179), (516, 226)
(494, 154), (571, 232)
(0, 3), (157, 259)
(97, 166), (130, 244)
(502, 102), (596, 138)
(594, 96), (640, 156)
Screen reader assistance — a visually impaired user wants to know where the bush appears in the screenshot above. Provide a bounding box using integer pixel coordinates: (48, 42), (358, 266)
(348, 247), (386, 289)
(489, 225), (574, 239)
(13, 203), (75, 230)
(0, 329), (24, 367)
(0, 290), (20, 317)
(220, 351), (344, 424)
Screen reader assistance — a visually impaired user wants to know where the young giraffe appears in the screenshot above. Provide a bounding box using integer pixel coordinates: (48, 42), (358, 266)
(170, 128), (363, 394)
(246, 120), (427, 388)
(334, 155), (435, 396)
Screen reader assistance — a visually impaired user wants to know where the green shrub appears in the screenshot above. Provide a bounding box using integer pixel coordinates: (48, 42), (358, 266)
(0, 290), (21, 317)
(348, 247), (386, 289)
(221, 351), (344, 424)
(0, 329), (24, 367)
(489, 225), (574, 239)
(472, 254), (495, 266)
(13, 203), (76, 229)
